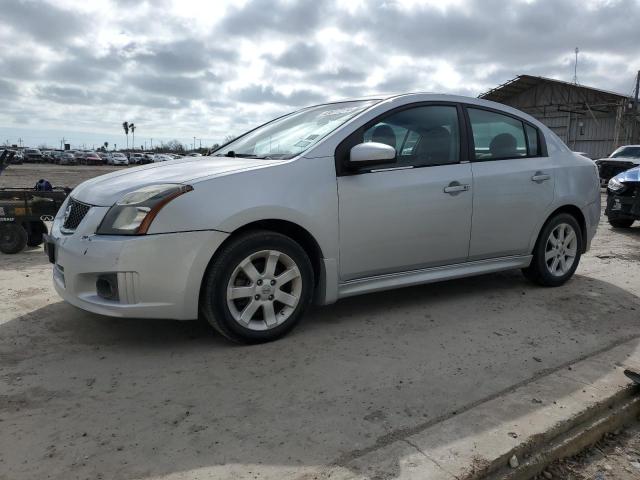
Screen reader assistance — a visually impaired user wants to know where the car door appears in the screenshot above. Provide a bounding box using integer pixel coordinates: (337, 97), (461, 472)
(465, 106), (555, 260)
(337, 103), (473, 281)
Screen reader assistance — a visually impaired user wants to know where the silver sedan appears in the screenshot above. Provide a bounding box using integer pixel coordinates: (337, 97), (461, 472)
(46, 93), (600, 343)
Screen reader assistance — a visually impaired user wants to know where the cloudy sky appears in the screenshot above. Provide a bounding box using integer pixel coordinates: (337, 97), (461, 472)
(0, 0), (639, 150)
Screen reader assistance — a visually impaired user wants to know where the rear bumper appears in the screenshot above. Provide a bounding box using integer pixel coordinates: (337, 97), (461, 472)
(48, 210), (228, 320)
(582, 197), (601, 253)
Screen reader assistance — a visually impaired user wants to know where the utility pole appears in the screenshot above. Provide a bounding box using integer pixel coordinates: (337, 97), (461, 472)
(199, 138), (202, 149)
(573, 47), (579, 84)
(632, 70), (640, 144)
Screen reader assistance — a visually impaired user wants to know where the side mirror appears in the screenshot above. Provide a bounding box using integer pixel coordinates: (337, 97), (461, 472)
(348, 142), (396, 168)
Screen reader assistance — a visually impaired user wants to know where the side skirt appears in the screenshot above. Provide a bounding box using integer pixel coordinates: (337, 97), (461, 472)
(337, 255), (533, 299)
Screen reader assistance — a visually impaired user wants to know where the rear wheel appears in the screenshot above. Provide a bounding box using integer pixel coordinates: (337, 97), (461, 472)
(608, 217), (634, 228)
(200, 230), (314, 344)
(0, 223), (28, 254)
(522, 213), (582, 287)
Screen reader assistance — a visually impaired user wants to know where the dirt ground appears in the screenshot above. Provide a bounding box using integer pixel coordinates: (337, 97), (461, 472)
(1, 164), (640, 480)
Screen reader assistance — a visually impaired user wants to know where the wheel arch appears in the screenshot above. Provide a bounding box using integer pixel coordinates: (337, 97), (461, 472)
(198, 219), (326, 309)
(535, 205), (588, 254)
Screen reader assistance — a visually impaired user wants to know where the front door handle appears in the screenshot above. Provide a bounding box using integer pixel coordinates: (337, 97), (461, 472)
(531, 172), (551, 183)
(443, 182), (470, 195)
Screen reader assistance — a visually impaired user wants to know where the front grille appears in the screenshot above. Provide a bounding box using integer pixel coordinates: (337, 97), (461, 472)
(63, 198), (91, 230)
(597, 161), (636, 182)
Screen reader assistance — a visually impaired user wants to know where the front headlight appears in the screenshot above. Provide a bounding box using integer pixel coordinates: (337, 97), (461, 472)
(96, 184), (193, 235)
(607, 177), (625, 192)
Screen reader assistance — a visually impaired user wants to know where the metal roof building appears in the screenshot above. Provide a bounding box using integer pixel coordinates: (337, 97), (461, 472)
(479, 75), (638, 159)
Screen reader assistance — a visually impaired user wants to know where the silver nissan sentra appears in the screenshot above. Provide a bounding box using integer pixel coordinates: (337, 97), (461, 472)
(46, 93), (601, 343)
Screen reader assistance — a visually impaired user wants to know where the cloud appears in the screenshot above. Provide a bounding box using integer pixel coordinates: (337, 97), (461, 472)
(220, 0), (330, 36)
(0, 0), (87, 45)
(0, 79), (18, 98)
(133, 39), (235, 73)
(233, 84), (323, 106)
(267, 42), (324, 70)
(0, 0), (639, 148)
(126, 73), (208, 99)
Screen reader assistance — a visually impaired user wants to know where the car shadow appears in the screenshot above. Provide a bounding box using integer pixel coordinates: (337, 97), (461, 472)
(1, 271), (640, 480)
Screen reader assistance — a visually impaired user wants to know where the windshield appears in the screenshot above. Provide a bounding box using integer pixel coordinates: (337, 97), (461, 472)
(214, 100), (379, 159)
(610, 146), (640, 158)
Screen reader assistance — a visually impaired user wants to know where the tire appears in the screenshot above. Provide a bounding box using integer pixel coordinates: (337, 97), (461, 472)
(200, 230), (314, 344)
(27, 221), (47, 247)
(522, 213), (583, 287)
(0, 223), (28, 254)
(608, 217), (634, 229)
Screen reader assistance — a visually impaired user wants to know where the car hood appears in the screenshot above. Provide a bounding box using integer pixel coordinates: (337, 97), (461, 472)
(71, 156), (283, 206)
(614, 165), (640, 183)
(599, 156), (640, 163)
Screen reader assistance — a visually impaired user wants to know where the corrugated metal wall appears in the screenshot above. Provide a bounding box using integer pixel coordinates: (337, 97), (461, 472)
(496, 82), (631, 159)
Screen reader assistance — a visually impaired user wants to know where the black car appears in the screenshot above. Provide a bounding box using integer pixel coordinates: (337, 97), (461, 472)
(605, 166), (640, 228)
(595, 145), (640, 185)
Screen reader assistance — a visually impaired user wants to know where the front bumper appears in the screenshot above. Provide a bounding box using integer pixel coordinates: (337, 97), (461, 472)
(48, 206), (229, 320)
(605, 184), (640, 220)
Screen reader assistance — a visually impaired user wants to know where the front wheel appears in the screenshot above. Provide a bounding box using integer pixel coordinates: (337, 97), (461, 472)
(608, 217), (634, 229)
(200, 230), (314, 344)
(522, 213), (583, 287)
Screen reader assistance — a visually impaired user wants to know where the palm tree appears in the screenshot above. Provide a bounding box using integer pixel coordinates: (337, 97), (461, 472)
(129, 123), (135, 151)
(103, 141), (109, 151)
(122, 122), (129, 149)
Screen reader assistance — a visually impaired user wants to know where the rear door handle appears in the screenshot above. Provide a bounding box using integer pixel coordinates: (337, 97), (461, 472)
(443, 182), (470, 195)
(531, 172), (551, 183)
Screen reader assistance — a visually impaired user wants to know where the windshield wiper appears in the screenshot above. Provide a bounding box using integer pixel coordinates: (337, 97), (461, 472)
(213, 151), (272, 159)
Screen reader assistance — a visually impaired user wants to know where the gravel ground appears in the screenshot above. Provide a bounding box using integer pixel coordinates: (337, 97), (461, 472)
(0, 163), (127, 188)
(534, 423), (640, 479)
(1, 164), (640, 480)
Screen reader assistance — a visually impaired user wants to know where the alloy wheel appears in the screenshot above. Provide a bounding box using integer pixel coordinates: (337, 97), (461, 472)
(544, 223), (578, 277)
(226, 249), (302, 331)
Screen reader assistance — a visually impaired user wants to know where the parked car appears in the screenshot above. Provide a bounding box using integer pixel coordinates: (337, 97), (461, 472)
(129, 153), (145, 164)
(139, 152), (155, 164)
(45, 93), (600, 343)
(107, 152), (129, 165)
(595, 145), (640, 185)
(152, 154), (173, 162)
(97, 152), (110, 164)
(59, 152), (77, 165)
(187, 153), (202, 157)
(23, 148), (43, 163)
(9, 150), (23, 164)
(605, 165), (639, 228)
(83, 152), (102, 166)
(73, 151), (86, 163)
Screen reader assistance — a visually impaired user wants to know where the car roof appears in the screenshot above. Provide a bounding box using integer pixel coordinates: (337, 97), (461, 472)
(304, 92), (542, 124)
